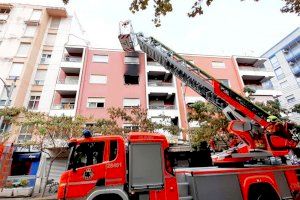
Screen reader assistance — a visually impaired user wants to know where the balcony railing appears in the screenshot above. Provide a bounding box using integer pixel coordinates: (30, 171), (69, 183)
(147, 61), (161, 66)
(63, 56), (82, 62)
(149, 105), (176, 110)
(239, 66), (269, 72)
(57, 78), (79, 84)
(51, 103), (75, 110)
(148, 81), (173, 87)
(244, 85), (274, 90)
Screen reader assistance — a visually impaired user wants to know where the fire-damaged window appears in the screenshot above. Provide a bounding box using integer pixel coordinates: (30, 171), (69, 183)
(124, 64), (139, 84)
(124, 53), (140, 85)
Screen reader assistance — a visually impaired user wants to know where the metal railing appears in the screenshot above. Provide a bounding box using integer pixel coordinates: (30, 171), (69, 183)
(51, 103), (75, 110)
(244, 84), (274, 90)
(57, 78), (79, 84)
(147, 61), (161, 66)
(238, 66), (270, 72)
(149, 105), (176, 110)
(63, 56), (82, 62)
(148, 81), (173, 87)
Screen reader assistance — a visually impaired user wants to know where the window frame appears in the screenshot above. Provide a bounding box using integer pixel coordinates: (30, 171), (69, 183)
(87, 97), (105, 108)
(92, 54), (109, 63)
(89, 75), (107, 84)
(27, 94), (41, 110)
(211, 61), (226, 69)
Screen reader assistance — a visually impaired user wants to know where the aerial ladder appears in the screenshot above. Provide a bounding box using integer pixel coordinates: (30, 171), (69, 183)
(118, 21), (299, 164)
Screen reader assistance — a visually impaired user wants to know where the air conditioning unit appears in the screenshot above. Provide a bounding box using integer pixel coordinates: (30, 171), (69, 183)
(282, 49), (289, 54)
(288, 61), (295, 66)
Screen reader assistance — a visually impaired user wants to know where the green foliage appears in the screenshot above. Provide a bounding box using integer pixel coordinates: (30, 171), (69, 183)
(127, 0), (300, 26)
(0, 107), (23, 121)
(254, 99), (287, 119)
(188, 101), (229, 145)
(292, 103), (300, 113)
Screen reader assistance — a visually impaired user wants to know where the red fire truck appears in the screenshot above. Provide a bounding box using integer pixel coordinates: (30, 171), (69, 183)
(57, 21), (300, 200)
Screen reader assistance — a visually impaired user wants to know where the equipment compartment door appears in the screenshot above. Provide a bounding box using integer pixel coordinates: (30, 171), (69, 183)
(129, 143), (164, 191)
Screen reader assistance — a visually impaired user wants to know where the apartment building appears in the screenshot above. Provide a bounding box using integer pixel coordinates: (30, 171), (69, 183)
(262, 27), (300, 123)
(234, 56), (282, 102)
(76, 49), (147, 123)
(0, 3), (87, 197)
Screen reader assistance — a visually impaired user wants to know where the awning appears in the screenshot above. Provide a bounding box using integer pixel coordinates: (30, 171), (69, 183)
(13, 152), (41, 161)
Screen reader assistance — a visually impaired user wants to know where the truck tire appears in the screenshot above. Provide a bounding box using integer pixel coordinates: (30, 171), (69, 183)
(93, 193), (123, 200)
(248, 183), (280, 200)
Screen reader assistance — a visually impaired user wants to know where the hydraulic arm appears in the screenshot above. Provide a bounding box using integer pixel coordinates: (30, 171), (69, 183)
(118, 21), (298, 163)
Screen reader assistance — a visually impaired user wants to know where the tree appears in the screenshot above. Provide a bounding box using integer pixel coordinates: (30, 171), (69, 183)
(62, 0), (300, 27)
(129, 0), (300, 26)
(292, 103), (300, 113)
(187, 101), (229, 150)
(18, 111), (88, 197)
(255, 99), (288, 119)
(91, 107), (180, 136)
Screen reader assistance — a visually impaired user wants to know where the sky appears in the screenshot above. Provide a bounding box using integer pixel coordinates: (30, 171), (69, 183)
(4, 0), (300, 56)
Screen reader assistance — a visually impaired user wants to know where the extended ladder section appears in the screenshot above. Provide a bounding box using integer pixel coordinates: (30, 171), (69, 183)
(132, 33), (270, 127)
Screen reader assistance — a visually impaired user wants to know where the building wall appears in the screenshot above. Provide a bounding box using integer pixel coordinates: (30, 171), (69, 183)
(175, 55), (245, 137)
(76, 49), (147, 120)
(262, 27), (300, 124)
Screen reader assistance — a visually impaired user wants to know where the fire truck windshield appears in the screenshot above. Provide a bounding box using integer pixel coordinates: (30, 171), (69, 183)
(68, 142), (105, 170)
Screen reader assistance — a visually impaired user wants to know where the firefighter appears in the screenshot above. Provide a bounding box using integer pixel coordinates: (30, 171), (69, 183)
(266, 115), (284, 136)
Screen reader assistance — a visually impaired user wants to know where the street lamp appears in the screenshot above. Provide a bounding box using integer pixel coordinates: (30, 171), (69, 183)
(0, 77), (17, 131)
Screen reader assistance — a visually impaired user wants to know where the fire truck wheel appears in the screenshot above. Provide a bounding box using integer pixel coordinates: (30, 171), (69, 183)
(248, 183), (280, 200)
(93, 193), (123, 200)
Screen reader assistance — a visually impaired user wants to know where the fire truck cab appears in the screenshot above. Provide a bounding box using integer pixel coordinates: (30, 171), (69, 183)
(58, 132), (300, 200)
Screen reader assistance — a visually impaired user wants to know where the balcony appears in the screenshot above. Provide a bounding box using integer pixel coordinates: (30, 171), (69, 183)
(56, 68), (80, 92)
(236, 57), (274, 81)
(0, 13), (9, 21)
(147, 61), (169, 72)
(148, 81), (173, 87)
(244, 84), (282, 97)
(61, 47), (84, 68)
(49, 93), (76, 116)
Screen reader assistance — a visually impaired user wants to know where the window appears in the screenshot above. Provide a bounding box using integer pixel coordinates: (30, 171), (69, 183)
(274, 67), (285, 80)
(262, 80), (273, 89)
(279, 80), (289, 88)
(0, 86), (15, 106)
(18, 125), (33, 144)
(212, 61), (225, 68)
(70, 142), (105, 168)
(218, 79), (230, 87)
(87, 97), (105, 108)
(123, 98), (140, 108)
(8, 63), (23, 79)
(34, 70), (47, 85)
(270, 56), (280, 69)
(123, 124), (139, 133)
(24, 25), (36, 37)
(16, 43), (30, 57)
(286, 94), (296, 104)
(45, 33), (56, 46)
(28, 93), (41, 110)
(40, 51), (52, 64)
(89, 75), (107, 84)
(0, 123), (11, 134)
(29, 10), (42, 21)
(124, 75), (139, 84)
(50, 17), (60, 29)
(124, 56), (140, 64)
(109, 140), (118, 161)
(92, 55), (109, 63)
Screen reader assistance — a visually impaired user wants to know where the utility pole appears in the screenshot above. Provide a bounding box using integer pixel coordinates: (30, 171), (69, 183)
(0, 77), (17, 133)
